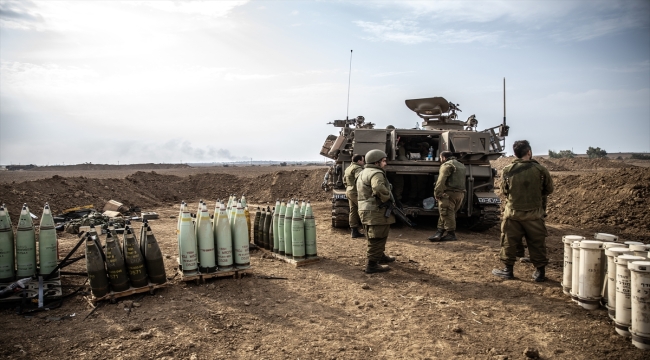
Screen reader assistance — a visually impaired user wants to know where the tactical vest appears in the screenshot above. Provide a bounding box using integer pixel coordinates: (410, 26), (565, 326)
(443, 158), (466, 191)
(343, 163), (362, 193)
(502, 160), (546, 211)
(357, 167), (385, 211)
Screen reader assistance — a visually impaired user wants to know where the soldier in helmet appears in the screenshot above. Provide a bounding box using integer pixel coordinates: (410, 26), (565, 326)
(356, 149), (396, 273)
(428, 151), (466, 242)
(343, 154), (365, 238)
(492, 140), (554, 282)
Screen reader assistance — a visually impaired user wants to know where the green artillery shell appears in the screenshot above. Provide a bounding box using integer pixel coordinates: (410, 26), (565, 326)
(291, 202), (306, 260)
(253, 207), (261, 246)
(38, 203), (59, 277)
(272, 201), (280, 253)
(143, 223), (167, 284)
(139, 219), (147, 258)
(256, 208), (263, 248)
(229, 195), (237, 228)
(283, 200), (294, 256)
(263, 207), (272, 250)
(241, 195), (251, 242)
(214, 203), (233, 271)
(179, 210), (198, 275)
(122, 226), (149, 288)
(107, 222), (121, 254)
(105, 231), (130, 292)
(304, 201), (318, 257)
(176, 201), (186, 270)
(300, 200), (306, 217)
(197, 207), (216, 273)
(233, 202), (250, 269)
(85, 233), (109, 298)
(16, 204), (37, 279)
(194, 200), (204, 240)
(269, 210), (274, 250)
(226, 195), (233, 221)
(0, 205), (15, 282)
(277, 201), (286, 255)
(214, 203), (234, 271)
(89, 225), (106, 263)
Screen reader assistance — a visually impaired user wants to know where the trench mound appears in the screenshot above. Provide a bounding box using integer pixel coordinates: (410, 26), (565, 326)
(490, 157), (635, 173)
(26, 163), (192, 171)
(0, 169), (328, 215)
(546, 167), (650, 239)
(491, 157), (570, 172)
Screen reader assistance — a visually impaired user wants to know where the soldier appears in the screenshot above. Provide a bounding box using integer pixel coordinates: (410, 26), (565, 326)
(428, 151), (466, 242)
(356, 149), (396, 273)
(343, 154), (365, 238)
(492, 140), (554, 282)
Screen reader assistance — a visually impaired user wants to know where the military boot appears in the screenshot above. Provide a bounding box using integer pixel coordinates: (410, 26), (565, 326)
(351, 227), (364, 238)
(532, 267), (546, 282)
(439, 231), (457, 241)
(379, 253), (396, 264)
(428, 229), (445, 241)
(492, 264), (514, 279)
(365, 261), (390, 274)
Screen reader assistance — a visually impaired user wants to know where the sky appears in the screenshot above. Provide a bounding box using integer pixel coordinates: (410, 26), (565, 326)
(0, 0), (648, 165)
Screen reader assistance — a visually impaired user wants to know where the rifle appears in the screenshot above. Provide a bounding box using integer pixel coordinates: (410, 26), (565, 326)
(379, 185), (415, 227)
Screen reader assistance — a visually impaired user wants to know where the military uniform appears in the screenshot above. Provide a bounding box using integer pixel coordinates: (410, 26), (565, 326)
(499, 159), (554, 268)
(434, 157), (466, 231)
(343, 163), (363, 229)
(357, 164), (395, 262)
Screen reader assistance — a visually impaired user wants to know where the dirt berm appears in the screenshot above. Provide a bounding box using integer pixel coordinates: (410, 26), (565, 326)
(0, 169), (329, 214)
(1, 159), (649, 239)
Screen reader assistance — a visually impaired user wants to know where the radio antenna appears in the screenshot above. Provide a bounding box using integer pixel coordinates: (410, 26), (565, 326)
(346, 50), (353, 120)
(503, 77), (506, 128)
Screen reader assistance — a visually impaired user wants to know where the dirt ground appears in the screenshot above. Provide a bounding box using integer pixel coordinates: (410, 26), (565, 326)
(1, 159), (649, 359)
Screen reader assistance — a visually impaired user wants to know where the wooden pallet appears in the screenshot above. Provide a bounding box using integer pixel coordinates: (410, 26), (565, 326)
(177, 268), (250, 284)
(87, 282), (168, 305)
(261, 249), (321, 267)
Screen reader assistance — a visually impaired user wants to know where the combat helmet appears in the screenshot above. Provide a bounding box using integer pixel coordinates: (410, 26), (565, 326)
(365, 149), (387, 164)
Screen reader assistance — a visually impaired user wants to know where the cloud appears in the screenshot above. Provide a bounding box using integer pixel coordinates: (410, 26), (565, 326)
(290, 10), (299, 16)
(371, 71), (414, 78)
(133, 0), (249, 17)
(111, 139), (249, 163)
(393, 1), (578, 24)
(365, 0), (649, 42)
(224, 72), (279, 81)
(596, 60), (650, 74)
(354, 19), (499, 44)
(0, 0), (44, 29)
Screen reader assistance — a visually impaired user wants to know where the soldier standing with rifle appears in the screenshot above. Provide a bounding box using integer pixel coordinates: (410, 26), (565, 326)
(492, 140), (553, 282)
(343, 154), (365, 238)
(429, 151), (466, 242)
(356, 149), (396, 273)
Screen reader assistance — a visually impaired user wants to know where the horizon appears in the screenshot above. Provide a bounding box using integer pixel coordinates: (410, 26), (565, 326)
(2, 151), (649, 168)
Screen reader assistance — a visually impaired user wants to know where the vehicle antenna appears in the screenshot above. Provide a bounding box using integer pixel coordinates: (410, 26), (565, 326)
(503, 77), (506, 129)
(346, 50), (353, 120)
(503, 77), (507, 152)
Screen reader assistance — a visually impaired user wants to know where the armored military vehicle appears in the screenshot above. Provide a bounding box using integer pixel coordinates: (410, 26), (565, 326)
(320, 96), (509, 230)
